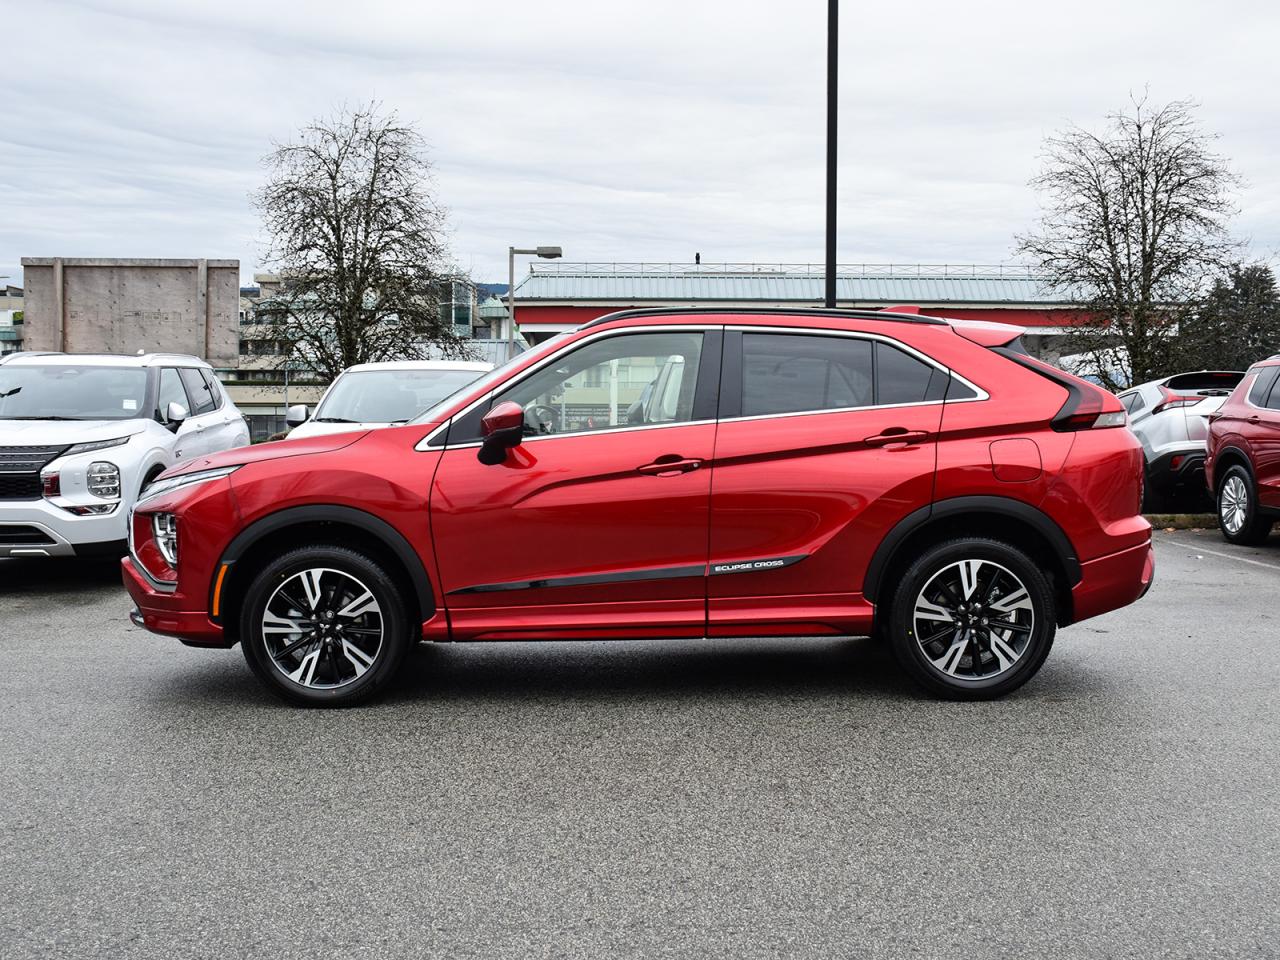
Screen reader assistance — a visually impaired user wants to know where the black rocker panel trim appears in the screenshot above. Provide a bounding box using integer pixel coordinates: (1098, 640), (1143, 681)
(214, 505), (436, 622)
(862, 496), (1082, 604)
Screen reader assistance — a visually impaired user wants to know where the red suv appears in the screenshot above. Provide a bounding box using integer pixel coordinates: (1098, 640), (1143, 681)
(123, 308), (1154, 705)
(1205, 355), (1280, 544)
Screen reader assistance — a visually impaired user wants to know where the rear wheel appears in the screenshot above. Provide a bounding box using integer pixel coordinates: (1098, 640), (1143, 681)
(240, 545), (411, 706)
(887, 538), (1057, 700)
(1217, 466), (1272, 545)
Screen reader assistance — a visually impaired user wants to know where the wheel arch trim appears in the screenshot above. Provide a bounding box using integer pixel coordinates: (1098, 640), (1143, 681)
(863, 496), (1081, 604)
(212, 504), (435, 623)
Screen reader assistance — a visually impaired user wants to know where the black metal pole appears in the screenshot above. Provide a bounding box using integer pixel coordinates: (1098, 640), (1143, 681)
(824, 0), (838, 308)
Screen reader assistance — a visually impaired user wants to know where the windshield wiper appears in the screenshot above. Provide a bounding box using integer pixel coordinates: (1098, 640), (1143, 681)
(0, 415), (86, 421)
(313, 416), (359, 423)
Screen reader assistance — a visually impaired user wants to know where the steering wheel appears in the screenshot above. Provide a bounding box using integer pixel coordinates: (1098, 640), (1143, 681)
(525, 403), (561, 435)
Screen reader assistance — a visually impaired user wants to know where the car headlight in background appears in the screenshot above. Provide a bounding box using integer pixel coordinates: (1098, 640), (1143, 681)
(152, 513), (179, 566)
(138, 465), (240, 505)
(65, 436), (131, 456)
(87, 462), (121, 498)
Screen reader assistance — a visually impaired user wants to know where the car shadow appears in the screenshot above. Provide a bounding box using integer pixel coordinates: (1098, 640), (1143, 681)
(0, 556), (124, 595)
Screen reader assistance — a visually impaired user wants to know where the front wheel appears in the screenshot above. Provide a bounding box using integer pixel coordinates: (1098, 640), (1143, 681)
(1217, 466), (1272, 545)
(887, 538), (1057, 700)
(240, 545), (411, 706)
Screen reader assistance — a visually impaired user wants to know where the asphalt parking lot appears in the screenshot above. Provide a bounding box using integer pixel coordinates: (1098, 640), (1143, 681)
(2, 529), (1278, 959)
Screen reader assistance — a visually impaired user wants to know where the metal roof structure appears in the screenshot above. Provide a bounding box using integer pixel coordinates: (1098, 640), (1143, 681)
(514, 262), (1077, 305)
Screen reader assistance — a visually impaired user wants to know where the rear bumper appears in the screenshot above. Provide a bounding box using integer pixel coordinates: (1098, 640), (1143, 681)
(122, 556), (229, 647)
(1070, 538), (1155, 624)
(1146, 448), (1207, 495)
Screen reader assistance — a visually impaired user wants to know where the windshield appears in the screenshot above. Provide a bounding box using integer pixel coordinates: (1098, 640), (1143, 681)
(315, 368), (489, 424)
(0, 365), (149, 421)
(410, 336), (569, 425)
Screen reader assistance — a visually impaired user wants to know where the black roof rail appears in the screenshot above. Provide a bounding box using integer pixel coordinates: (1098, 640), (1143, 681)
(578, 306), (950, 330)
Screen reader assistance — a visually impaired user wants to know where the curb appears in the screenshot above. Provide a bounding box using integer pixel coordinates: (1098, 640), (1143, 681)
(1144, 513), (1216, 531)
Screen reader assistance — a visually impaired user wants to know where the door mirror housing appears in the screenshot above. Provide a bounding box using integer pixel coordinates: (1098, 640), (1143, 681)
(286, 404), (310, 428)
(165, 401), (189, 433)
(478, 401), (525, 465)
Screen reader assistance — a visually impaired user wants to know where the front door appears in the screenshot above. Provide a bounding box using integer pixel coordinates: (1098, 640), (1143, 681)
(431, 327), (721, 640)
(706, 328), (945, 636)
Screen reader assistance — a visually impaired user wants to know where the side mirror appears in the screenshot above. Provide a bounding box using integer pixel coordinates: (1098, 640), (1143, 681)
(477, 401), (525, 465)
(286, 404), (310, 428)
(165, 401), (189, 433)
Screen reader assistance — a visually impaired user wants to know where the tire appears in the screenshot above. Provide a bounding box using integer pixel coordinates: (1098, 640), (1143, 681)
(1141, 465), (1168, 513)
(887, 538), (1057, 700)
(239, 545), (411, 707)
(1216, 466), (1273, 545)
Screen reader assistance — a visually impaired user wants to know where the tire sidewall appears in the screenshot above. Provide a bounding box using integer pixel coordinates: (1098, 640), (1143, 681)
(240, 545), (409, 706)
(888, 538), (1056, 700)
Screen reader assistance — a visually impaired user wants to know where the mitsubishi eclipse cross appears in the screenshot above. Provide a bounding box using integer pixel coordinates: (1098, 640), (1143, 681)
(123, 308), (1155, 706)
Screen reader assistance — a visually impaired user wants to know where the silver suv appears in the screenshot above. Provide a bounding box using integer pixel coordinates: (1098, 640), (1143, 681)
(1119, 371), (1244, 510)
(0, 352), (250, 557)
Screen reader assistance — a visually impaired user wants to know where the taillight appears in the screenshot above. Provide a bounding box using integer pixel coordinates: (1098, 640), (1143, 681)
(992, 347), (1127, 431)
(1152, 385), (1202, 416)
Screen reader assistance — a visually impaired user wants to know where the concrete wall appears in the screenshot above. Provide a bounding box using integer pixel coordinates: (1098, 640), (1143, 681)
(21, 258), (239, 364)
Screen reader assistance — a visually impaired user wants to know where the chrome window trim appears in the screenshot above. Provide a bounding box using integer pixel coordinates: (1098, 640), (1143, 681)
(415, 322), (989, 452)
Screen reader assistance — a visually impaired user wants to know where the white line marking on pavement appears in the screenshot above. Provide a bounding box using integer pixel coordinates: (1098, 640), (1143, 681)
(1158, 536), (1280, 571)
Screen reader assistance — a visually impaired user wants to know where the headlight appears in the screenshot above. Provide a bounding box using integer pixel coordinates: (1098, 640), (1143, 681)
(153, 513), (179, 566)
(66, 436), (131, 456)
(87, 462), (121, 498)
(138, 465), (240, 505)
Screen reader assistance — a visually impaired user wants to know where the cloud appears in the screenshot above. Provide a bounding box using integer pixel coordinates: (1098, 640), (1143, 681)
(2, 0), (1279, 289)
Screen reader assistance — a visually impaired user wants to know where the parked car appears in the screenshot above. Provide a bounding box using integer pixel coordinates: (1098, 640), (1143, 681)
(1205, 355), (1280, 544)
(0, 352), (249, 558)
(286, 360), (493, 439)
(123, 308), (1153, 706)
(1118, 371), (1245, 510)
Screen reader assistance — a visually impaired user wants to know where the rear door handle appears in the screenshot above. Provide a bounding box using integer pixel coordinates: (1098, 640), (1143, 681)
(637, 456), (702, 476)
(864, 428), (929, 447)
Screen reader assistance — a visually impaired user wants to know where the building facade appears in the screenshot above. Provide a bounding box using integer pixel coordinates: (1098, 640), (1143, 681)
(510, 262), (1085, 361)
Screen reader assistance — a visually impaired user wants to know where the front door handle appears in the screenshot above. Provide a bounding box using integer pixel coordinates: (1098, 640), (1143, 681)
(637, 456), (702, 477)
(864, 428), (929, 447)
(1249, 415), (1261, 424)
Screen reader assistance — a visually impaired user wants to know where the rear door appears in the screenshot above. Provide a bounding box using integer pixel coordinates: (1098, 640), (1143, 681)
(177, 367), (220, 457)
(1255, 371), (1280, 508)
(706, 327), (946, 637)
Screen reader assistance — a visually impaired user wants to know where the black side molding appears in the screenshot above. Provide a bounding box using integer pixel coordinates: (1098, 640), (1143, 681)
(862, 496), (1082, 603)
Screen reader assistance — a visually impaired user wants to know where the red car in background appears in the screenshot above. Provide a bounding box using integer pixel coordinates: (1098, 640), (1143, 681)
(123, 308), (1154, 706)
(1206, 354), (1280, 544)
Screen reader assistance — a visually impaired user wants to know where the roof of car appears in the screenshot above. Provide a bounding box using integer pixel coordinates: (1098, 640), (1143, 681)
(579, 306), (951, 329)
(340, 359), (494, 373)
(0, 351), (211, 368)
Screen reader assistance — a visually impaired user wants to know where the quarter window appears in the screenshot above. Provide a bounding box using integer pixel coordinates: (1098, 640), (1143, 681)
(875, 341), (949, 405)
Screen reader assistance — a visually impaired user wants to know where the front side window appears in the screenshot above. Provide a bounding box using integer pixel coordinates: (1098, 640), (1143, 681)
(156, 368), (190, 419)
(178, 368), (217, 415)
(0, 365), (148, 421)
(492, 331), (704, 437)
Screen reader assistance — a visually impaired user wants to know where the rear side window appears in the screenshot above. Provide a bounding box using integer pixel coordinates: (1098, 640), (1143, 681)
(178, 368), (217, 415)
(199, 369), (224, 410)
(1267, 376), (1280, 411)
(1247, 366), (1279, 407)
(875, 342), (949, 405)
(741, 333), (873, 416)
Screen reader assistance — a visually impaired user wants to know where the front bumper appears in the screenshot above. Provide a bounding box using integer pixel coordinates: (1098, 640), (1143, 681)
(0, 499), (127, 558)
(122, 556), (229, 647)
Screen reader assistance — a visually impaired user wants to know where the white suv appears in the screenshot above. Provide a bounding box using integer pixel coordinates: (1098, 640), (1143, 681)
(0, 352), (250, 557)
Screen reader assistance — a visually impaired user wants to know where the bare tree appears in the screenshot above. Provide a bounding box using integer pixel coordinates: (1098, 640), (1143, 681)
(255, 104), (469, 382)
(1017, 96), (1239, 390)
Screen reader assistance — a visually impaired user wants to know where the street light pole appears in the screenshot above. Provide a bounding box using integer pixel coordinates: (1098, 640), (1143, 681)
(507, 245), (563, 359)
(825, 0), (838, 309)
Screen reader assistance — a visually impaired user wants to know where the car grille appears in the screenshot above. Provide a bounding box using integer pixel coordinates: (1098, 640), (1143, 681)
(0, 445), (68, 501)
(0, 525), (55, 545)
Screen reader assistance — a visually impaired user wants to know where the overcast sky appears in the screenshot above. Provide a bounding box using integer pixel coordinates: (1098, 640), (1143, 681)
(3, 0), (1279, 289)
